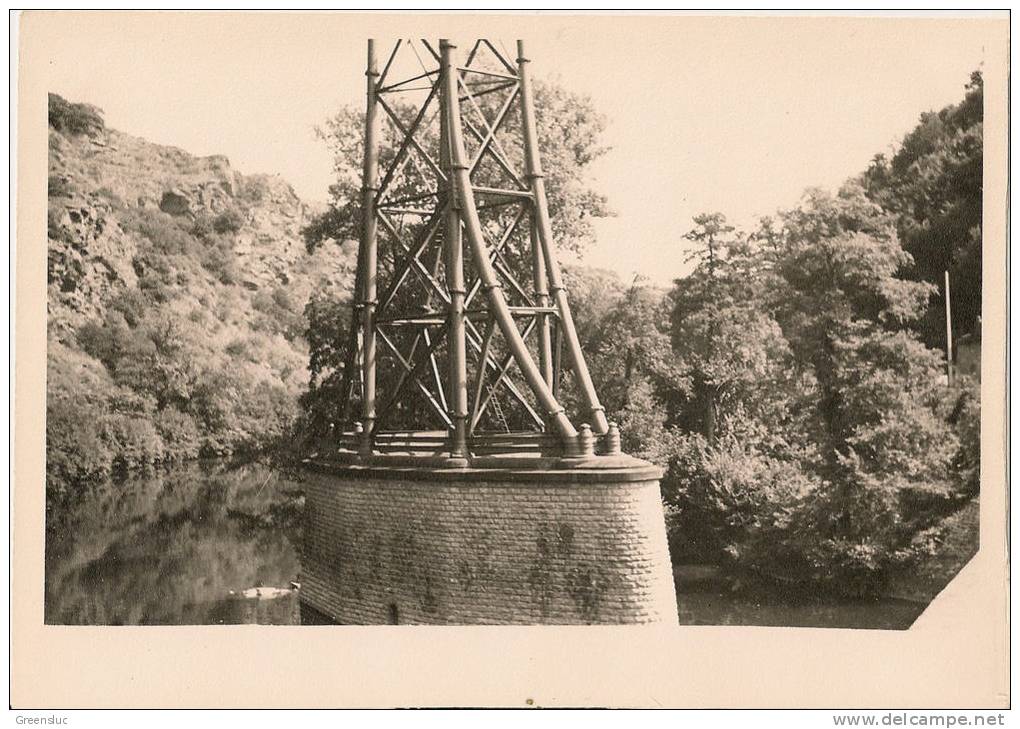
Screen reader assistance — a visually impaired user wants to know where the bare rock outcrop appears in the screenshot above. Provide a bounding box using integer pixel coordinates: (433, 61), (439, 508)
(46, 94), (353, 344)
(47, 195), (138, 333)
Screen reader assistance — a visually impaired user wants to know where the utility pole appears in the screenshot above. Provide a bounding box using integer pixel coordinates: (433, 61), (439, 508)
(944, 269), (954, 387)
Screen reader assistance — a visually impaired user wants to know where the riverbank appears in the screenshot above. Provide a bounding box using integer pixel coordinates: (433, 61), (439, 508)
(45, 460), (977, 628)
(672, 497), (979, 629)
(672, 565), (927, 629)
(44, 460), (305, 625)
(885, 497), (981, 604)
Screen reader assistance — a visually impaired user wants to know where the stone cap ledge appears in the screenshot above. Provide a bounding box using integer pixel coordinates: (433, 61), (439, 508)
(302, 452), (664, 485)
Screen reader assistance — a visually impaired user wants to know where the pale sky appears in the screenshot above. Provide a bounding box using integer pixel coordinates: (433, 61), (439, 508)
(31, 12), (999, 285)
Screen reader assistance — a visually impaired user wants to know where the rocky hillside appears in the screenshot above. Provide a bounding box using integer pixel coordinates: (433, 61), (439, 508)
(46, 94), (356, 495)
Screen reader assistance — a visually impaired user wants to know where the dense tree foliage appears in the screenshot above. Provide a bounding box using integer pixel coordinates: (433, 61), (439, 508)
(298, 77), (614, 440)
(47, 167), (313, 499)
(668, 213), (795, 444)
(863, 71), (983, 348)
(303, 79), (611, 255)
(295, 70), (982, 597)
(559, 267), (678, 460)
(297, 287), (353, 443)
(660, 185), (977, 596)
(553, 187), (979, 597)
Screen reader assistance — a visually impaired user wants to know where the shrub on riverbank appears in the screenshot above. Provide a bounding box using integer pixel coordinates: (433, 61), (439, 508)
(46, 337), (299, 499)
(546, 184), (980, 598)
(46, 95), (353, 499)
(656, 186), (980, 597)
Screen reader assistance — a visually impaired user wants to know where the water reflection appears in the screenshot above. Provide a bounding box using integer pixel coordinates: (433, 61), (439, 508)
(45, 460), (927, 628)
(676, 587), (926, 629)
(45, 460), (305, 625)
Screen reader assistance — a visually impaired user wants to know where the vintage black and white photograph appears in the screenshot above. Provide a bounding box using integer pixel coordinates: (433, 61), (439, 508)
(33, 11), (998, 636)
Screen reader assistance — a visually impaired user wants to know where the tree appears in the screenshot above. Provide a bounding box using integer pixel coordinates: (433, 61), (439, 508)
(78, 310), (199, 411)
(299, 78), (614, 439)
(771, 185), (936, 460)
(668, 214), (795, 444)
(561, 267), (679, 459)
(298, 286), (354, 442)
(663, 185), (971, 595)
(663, 213), (809, 566)
(862, 71), (983, 347)
(302, 79), (612, 259)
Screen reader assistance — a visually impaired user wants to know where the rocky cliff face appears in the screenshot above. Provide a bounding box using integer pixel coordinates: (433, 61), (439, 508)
(48, 187), (139, 328)
(48, 120), (349, 337)
(46, 94), (357, 483)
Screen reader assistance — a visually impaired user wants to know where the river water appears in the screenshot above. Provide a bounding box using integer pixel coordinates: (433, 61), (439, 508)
(44, 460), (927, 628)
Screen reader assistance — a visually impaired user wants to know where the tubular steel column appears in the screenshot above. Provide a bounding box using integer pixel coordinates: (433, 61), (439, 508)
(516, 40), (609, 435)
(442, 39), (578, 444)
(303, 38), (679, 628)
(359, 39), (381, 454)
(531, 215), (554, 388)
(440, 40), (469, 458)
